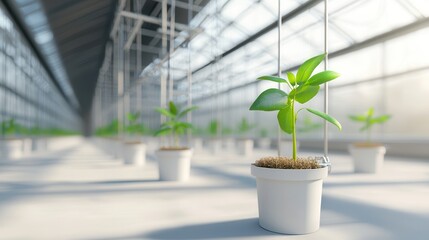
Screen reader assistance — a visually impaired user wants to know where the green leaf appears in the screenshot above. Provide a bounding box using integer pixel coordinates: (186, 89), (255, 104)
(286, 72), (296, 85)
(349, 115), (367, 122)
(177, 106), (198, 119)
(156, 108), (175, 119)
(257, 76), (288, 84)
(250, 88), (288, 111)
(169, 101), (178, 115)
(277, 104), (294, 134)
(308, 71), (340, 86)
(154, 127), (171, 136)
(366, 107), (374, 117)
(296, 53), (326, 85)
(306, 108), (342, 131)
(370, 115), (391, 124)
(295, 85), (320, 104)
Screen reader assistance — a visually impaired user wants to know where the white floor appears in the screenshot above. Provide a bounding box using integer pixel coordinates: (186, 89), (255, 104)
(0, 137), (428, 240)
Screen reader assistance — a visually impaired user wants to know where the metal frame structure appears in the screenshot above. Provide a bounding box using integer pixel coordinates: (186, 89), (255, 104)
(92, 0), (429, 144)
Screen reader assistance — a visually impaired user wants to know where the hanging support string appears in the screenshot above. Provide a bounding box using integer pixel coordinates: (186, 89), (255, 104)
(277, 0), (281, 157)
(321, 0), (332, 171)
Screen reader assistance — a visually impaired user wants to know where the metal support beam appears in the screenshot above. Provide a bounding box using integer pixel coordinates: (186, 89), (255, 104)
(124, 19), (144, 50)
(178, 0), (323, 81)
(152, 0), (203, 12)
(120, 10), (196, 32)
(110, 0), (127, 38)
(191, 16), (429, 104)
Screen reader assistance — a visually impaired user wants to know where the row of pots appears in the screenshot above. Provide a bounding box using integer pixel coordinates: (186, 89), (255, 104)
(97, 137), (386, 235)
(0, 138), (48, 159)
(96, 138), (193, 181)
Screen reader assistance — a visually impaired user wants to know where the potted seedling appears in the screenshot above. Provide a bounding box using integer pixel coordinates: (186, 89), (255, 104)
(236, 118), (256, 156)
(222, 125), (236, 152)
(348, 107), (391, 173)
(191, 126), (204, 152)
(249, 53), (341, 234)
(122, 112), (146, 166)
(0, 119), (22, 159)
(206, 119), (222, 154)
(154, 101), (197, 181)
(257, 128), (271, 149)
(95, 119), (120, 158)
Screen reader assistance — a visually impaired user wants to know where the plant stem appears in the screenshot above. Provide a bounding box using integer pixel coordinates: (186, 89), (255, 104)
(292, 100), (297, 161)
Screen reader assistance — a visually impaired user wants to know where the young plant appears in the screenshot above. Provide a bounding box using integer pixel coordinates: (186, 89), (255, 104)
(349, 107), (391, 143)
(125, 112), (146, 136)
(237, 117), (255, 138)
(1, 119), (16, 138)
(250, 53), (342, 161)
(95, 119), (119, 137)
(155, 101), (198, 148)
(259, 128), (269, 138)
(207, 119), (219, 138)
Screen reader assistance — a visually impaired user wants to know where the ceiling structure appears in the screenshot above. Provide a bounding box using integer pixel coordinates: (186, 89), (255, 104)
(4, 0), (209, 119)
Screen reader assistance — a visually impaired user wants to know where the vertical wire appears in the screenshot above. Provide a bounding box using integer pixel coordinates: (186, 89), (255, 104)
(187, 0), (193, 146)
(168, 0), (176, 103)
(277, 0), (281, 157)
(323, 0), (329, 157)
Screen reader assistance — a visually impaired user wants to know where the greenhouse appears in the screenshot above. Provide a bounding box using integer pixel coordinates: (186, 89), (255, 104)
(0, 0), (428, 239)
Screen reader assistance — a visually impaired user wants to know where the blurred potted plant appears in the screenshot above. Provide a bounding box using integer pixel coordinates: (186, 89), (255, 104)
(236, 118), (256, 156)
(154, 101), (197, 181)
(95, 119), (120, 158)
(123, 112), (146, 166)
(206, 119), (221, 154)
(348, 107), (391, 173)
(0, 119), (22, 159)
(222, 125), (235, 152)
(257, 128), (271, 149)
(191, 126), (204, 152)
(249, 53), (341, 234)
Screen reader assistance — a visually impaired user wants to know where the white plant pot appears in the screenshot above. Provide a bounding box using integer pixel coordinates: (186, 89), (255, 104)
(22, 138), (33, 155)
(237, 139), (254, 156)
(0, 139), (23, 159)
(155, 148), (193, 181)
(223, 137), (236, 151)
(257, 138), (271, 149)
(207, 139), (222, 154)
(251, 164), (328, 234)
(280, 140), (300, 157)
(122, 143), (146, 166)
(349, 144), (386, 173)
(192, 138), (204, 152)
(32, 138), (47, 152)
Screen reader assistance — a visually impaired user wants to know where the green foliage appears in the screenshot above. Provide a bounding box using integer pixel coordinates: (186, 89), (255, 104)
(154, 101), (198, 147)
(1, 119), (16, 136)
(207, 120), (219, 137)
(250, 53), (342, 160)
(349, 107), (391, 143)
(125, 112), (146, 135)
(95, 119), (119, 137)
(259, 128), (268, 138)
(237, 118), (255, 136)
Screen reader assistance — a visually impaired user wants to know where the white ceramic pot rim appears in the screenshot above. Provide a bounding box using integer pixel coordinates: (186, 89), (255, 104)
(155, 148), (193, 157)
(349, 144), (386, 153)
(251, 164), (328, 181)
